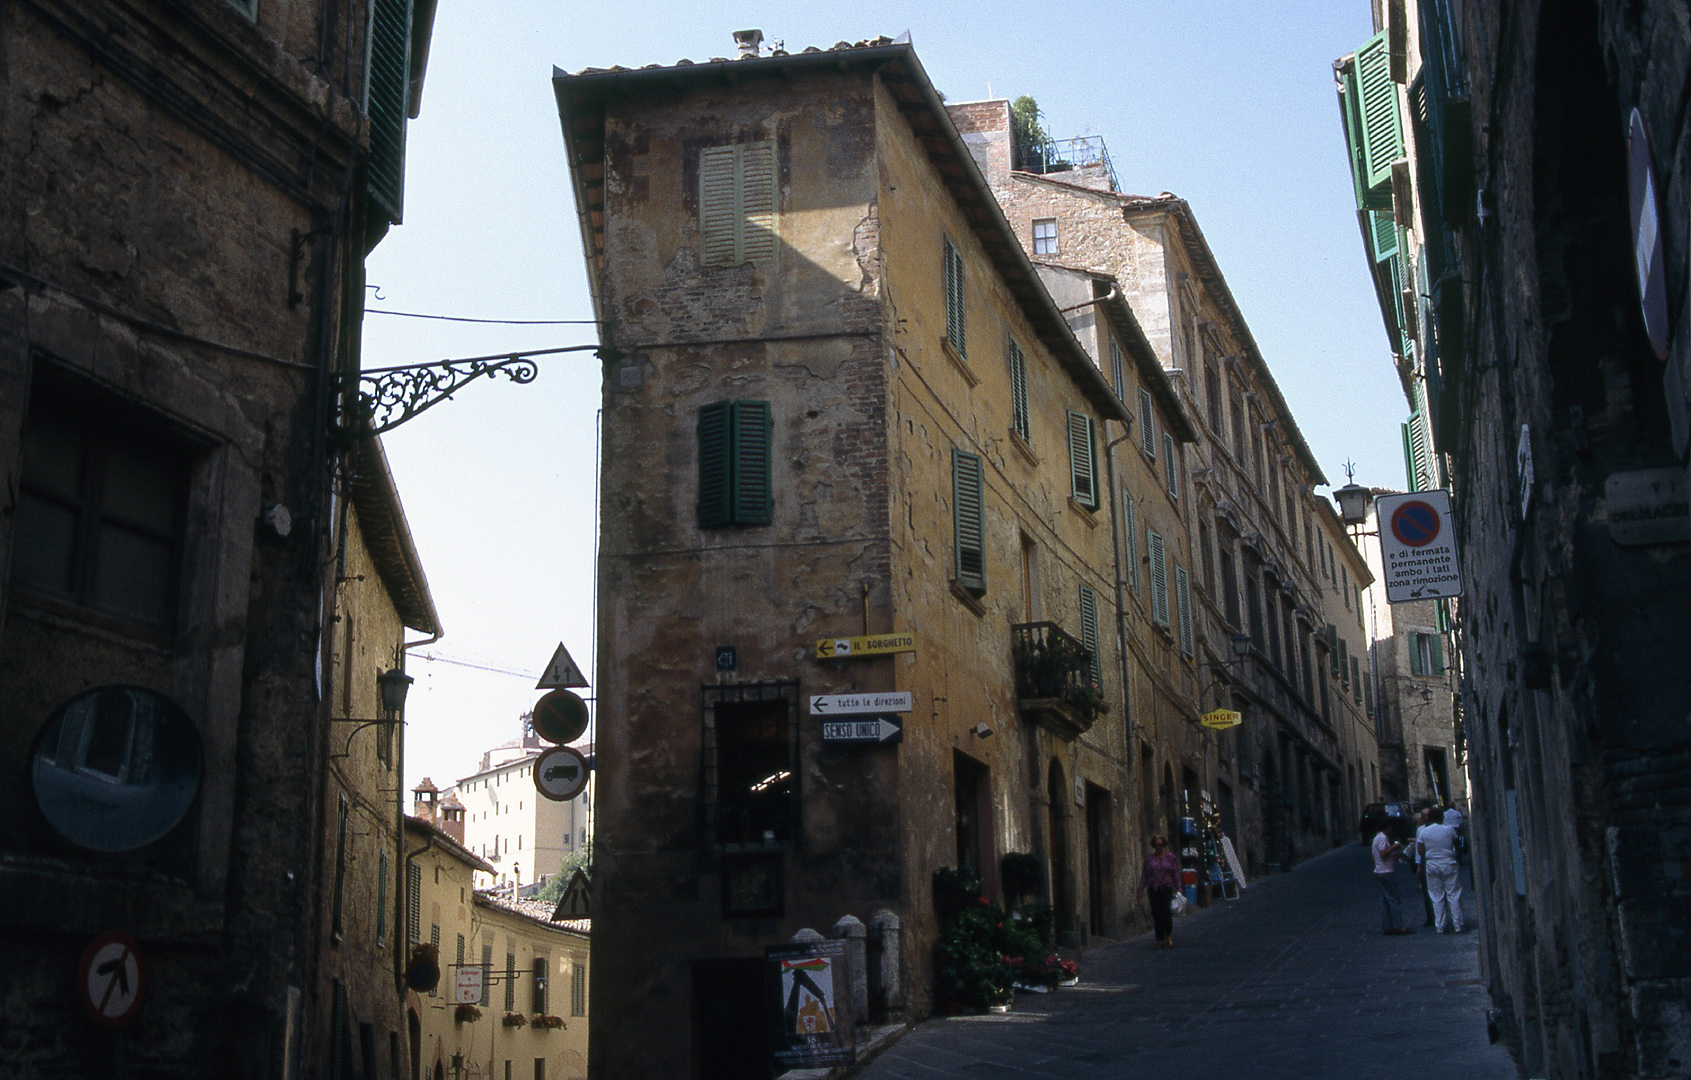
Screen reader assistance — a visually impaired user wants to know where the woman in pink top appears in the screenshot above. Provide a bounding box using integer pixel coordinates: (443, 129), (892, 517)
(1138, 836), (1181, 948)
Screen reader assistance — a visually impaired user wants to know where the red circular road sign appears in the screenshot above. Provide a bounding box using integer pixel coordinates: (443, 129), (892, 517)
(534, 745), (590, 802)
(532, 689), (589, 746)
(1391, 500), (1442, 547)
(78, 931), (144, 1029)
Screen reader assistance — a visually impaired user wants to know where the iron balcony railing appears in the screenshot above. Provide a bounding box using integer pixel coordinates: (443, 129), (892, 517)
(1010, 622), (1104, 728)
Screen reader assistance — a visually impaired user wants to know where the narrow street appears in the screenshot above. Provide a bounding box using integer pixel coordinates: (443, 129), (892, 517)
(859, 844), (1516, 1080)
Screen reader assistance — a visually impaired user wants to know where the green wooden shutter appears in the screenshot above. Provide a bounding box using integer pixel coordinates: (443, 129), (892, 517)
(407, 860), (421, 944)
(1430, 633), (1444, 675)
(1110, 339), (1126, 399)
(1137, 388), (1156, 456)
(1351, 656), (1362, 702)
(740, 142), (777, 263)
(699, 147), (739, 266)
(1123, 493), (1140, 594)
(1339, 638), (1350, 688)
(731, 400), (773, 525)
(1175, 565), (1194, 658)
(1008, 338), (1030, 442)
(952, 449), (986, 596)
(1077, 583), (1100, 688)
(944, 239), (966, 356)
(697, 402), (732, 527)
(1409, 633), (1425, 675)
(365, 0), (413, 223)
(1148, 529), (1169, 627)
(1369, 210), (1400, 264)
(1355, 31), (1404, 193)
(1328, 624), (1340, 676)
(1163, 432), (1179, 499)
(1068, 411), (1097, 508)
(1365, 677), (1375, 717)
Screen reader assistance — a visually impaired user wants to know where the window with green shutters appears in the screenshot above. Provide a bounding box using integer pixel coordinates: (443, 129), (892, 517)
(1354, 32), (1404, 195)
(952, 450), (986, 596)
(1067, 411), (1097, 509)
(365, 0), (413, 223)
(1163, 433), (1179, 500)
(1339, 637), (1350, 689)
(1137, 388), (1157, 457)
(1175, 565), (1194, 658)
(1109, 339), (1126, 400)
(1008, 338), (1030, 442)
(1077, 583), (1100, 689)
(1401, 381), (1436, 491)
(697, 401), (772, 527)
(1147, 529), (1169, 628)
(1365, 677), (1375, 718)
(943, 238), (966, 357)
(700, 143), (778, 266)
(1409, 631), (1444, 675)
(1351, 656), (1362, 703)
(406, 860), (421, 945)
(1123, 494), (1140, 595)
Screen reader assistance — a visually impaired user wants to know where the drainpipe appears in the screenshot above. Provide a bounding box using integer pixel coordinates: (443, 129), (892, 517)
(1104, 430), (1136, 756)
(396, 629), (443, 996)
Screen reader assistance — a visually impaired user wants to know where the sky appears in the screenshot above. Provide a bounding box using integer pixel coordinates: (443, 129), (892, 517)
(366, 0), (1400, 796)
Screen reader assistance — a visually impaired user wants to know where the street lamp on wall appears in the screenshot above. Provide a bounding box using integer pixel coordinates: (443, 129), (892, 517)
(329, 666), (413, 758)
(1333, 460), (1374, 531)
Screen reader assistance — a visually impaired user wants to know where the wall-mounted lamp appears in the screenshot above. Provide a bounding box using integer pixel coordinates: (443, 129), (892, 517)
(330, 667), (413, 758)
(1333, 460), (1374, 529)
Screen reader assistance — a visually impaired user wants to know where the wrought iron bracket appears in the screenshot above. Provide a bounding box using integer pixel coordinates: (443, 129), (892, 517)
(328, 717), (404, 759)
(341, 344), (615, 436)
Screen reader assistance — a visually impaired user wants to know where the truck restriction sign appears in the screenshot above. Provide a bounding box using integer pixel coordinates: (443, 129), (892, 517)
(534, 745), (590, 802)
(1376, 490), (1462, 603)
(78, 931), (144, 1029)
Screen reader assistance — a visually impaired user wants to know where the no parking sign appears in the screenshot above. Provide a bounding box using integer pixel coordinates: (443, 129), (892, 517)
(1376, 490), (1462, 603)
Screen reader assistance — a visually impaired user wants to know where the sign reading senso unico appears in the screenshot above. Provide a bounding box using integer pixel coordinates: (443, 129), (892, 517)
(1375, 490), (1463, 603)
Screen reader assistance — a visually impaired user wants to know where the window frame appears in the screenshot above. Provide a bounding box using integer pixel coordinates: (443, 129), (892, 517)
(943, 237), (967, 357)
(1031, 218), (1058, 256)
(1007, 337), (1031, 444)
(952, 449), (987, 596)
(1067, 411), (1098, 510)
(697, 400), (773, 528)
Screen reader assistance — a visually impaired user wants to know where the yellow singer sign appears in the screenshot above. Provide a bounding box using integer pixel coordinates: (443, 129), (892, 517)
(1200, 709), (1242, 730)
(814, 633), (916, 660)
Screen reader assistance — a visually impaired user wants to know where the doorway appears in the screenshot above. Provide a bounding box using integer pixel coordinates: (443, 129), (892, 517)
(692, 958), (769, 1080)
(1084, 783), (1112, 937)
(953, 750), (995, 897)
(1047, 759), (1073, 945)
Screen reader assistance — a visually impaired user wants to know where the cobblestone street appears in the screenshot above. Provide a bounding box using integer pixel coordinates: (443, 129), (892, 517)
(859, 844), (1516, 1080)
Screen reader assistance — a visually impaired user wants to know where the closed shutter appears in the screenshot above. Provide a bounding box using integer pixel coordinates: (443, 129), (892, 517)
(1365, 677), (1375, 717)
(700, 143), (778, 266)
(406, 861), (421, 945)
(731, 401), (773, 525)
(505, 954), (515, 1012)
(1123, 494), (1140, 594)
(1163, 433), (1179, 499)
(532, 957), (549, 1014)
(944, 239), (966, 356)
(1008, 338), (1030, 442)
(1138, 388), (1156, 456)
(330, 980), (348, 1080)
(1430, 633), (1444, 675)
(1339, 638), (1350, 688)
(1148, 529), (1169, 627)
(698, 402), (732, 527)
(365, 0), (413, 223)
(331, 796), (348, 939)
(1067, 411), (1097, 508)
(952, 450), (986, 596)
(1409, 633), (1425, 675)
(1109, 340), (1126, 400)
(1351, 657), (1362, 702)
(572, 963), (587, 1016)
(1077, 583), (1100, 689)
(1355, 31), (1404, 192)
(1175, 565), (1194, 658)
(456, 935), (466, 969)
(1328, 624), (1340, 677)
(480, 945), (493, 1006)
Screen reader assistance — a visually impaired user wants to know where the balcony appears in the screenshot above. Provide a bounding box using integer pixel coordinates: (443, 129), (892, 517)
(1011, 622), (1105, 740)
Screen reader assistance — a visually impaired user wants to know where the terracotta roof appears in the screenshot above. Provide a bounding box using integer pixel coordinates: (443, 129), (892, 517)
(475, 891), (591, 937)
(346, 436), (442, 635)
(551, 38), (1131, 423)
(404, 814), (494, 874)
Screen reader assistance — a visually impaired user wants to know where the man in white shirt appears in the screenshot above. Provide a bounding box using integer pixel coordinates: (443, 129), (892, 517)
(1418, 818), (1464, 933)
(1372, 821), (1412, 935)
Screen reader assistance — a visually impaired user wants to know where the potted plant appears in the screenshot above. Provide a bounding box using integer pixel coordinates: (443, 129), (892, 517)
(454, 1004), (481, 1024)
(531, 1014), (566, 1030)
(501, 1012), (527, 1027)
(932, 868), (1043, 1013)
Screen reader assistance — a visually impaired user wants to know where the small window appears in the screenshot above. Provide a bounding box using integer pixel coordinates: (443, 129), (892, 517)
(1163, 433), (1179, 500)
(1032, 218), (1058, 255)
(1066, 412), (1097, 509)
(952, 450), (986, 596)
(699, 142), (777, 266)
(1137, 389), (1156, 458)
(943, 237), (967, 357)
(697, 401), (772, 528)
(712, 697), (797, 845)
(1351, 657), (1363, 703)
(532, 957), (549, 1014)
(407, 862), (422, 945)
(1409, 631), (1444, 676)
(571, 962), (587, 1016)
(1007, 338), (1030, 443)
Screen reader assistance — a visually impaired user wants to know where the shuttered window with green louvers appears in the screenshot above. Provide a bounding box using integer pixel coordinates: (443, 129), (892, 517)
(365, 0), (413, 223)
(944, 238), (966, 357)
(1137, 388), (1157, 457)
(1067, 411), (1097, 509)
(1148, 529), (1169, 628)
(1351, 656), (1363, 703)
(697, 401), (773, 528)
(1175, 565), (1194, 658)
(1328, 624), (1341, 677)
(1401, 383), (1434, 491)
(1163, 432), (1179, 500)
(700, 143), (778, 266)
(1123, 494), (1140, 595)
(1077, 583), (1100, 689)
(406, 860), (421, 945)
(1355, 31), (1403, 196)
(1109, 339), (1127, 400)
(952, 450), (986, 596)
(1008, 338), (1030, 443)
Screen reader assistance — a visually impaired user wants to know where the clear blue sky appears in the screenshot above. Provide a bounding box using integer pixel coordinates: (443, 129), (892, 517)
(367, 0), (1398, 796)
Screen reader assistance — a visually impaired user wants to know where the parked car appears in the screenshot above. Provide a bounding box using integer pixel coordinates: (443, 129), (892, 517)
(1360, 801), (1415, 842)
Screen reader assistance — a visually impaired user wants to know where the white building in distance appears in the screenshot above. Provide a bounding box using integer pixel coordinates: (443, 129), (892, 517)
(450, 720), (593, 892)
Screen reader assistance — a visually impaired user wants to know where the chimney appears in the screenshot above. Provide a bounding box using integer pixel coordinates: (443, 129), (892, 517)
(440, 791), (465, 843)
(412, 777), (440, 824)
(733, 29), (764, 59)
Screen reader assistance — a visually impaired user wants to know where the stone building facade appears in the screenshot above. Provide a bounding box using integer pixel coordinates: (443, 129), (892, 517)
(959, 103), (1379, 874)
(0, 0), (436, 1074)
(1336, 0), (1691, 1076)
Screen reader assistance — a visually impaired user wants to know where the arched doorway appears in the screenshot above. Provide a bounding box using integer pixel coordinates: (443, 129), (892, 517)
(1047, 758), (1073, 946)
(407, 1009), (420, 1080)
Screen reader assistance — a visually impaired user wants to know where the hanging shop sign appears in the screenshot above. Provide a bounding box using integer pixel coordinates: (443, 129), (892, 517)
(766, 940), (854, 1072)
(453, 964), (484, 1005)
(1628, 108), (1671, 360)
(813, 632), (915, 660)
(820, 716), (903, 745)
(1376, 490), (1463, 602)
(1200, 709), (1242, 730)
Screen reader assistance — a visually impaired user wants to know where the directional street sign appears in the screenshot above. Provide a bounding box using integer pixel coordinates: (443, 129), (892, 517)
(814, 632), (915, 660)
(820, 716), (904, 745)
(809, 692), (913, 715)
(534, 745), (590, 802)
(78, 931), (144, 1029)
(536, 642), (589, 689)
(1376, 489), (1462, 603)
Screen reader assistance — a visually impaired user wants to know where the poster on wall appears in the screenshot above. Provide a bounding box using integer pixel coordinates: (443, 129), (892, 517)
(766, 939), (854, 1071)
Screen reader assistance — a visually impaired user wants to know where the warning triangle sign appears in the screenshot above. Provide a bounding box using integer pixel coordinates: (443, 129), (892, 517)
(552, 868), (591, 921)
(536, 643), (588, 690)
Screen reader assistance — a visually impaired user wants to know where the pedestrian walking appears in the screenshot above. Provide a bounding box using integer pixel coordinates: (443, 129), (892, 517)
(1419, 815), (1465, 933)
(1444, 805), (1467, 863)
(1372, 819), (1412, 935)
(1413, 808), (1437, 927)
(1138, 836), (1181, 948)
